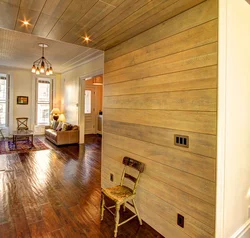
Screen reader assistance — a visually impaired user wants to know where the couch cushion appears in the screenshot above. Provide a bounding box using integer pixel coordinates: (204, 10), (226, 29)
(45, 129), (57, 141)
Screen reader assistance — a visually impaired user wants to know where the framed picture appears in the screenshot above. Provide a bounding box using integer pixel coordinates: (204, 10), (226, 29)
(17, 96), (28, 105)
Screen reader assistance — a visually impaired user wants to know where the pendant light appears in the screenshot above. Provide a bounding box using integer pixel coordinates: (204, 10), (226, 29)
(31, 43), (53, 75)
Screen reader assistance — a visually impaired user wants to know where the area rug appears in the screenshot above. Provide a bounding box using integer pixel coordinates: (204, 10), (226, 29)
(0, 138), (49, 154)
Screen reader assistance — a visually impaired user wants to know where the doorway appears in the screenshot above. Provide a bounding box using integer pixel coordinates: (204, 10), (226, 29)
(84, 86), (96, 134)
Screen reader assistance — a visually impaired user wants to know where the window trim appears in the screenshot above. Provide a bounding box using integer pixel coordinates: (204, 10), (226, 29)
(0, 74), (10, 127)
(35, 77), (53, 125)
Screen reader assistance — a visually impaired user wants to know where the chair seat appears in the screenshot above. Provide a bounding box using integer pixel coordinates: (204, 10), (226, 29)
(102, 185), (134, 204)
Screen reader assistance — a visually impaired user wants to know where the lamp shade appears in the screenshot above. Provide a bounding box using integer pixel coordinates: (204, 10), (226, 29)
(58, 113), (66, 122)
(93, 75), (103, 85)
(50, 108), (60, 115)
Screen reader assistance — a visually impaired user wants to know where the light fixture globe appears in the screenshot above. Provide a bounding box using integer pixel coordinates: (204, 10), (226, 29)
(31, 43), (53, 75)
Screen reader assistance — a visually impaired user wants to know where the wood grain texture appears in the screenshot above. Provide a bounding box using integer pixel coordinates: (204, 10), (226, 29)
(0, 135), (163, 238)
(74, 0), (152, 45)
(103, 132), (216, 181)
(103, 120), (217, 158)
(104, 89), (217, 111)
(104, 108), (217, 134)
(95, 0), (207, 50)
(105, 20), (218, 73)
(102, 0), (218, 236)
(104, 66), (217, 96)
(105, 42), (217, 85)
(90, 0), (177, 48)
(105, 0), (217, 61)
(103, 145), (216, 204)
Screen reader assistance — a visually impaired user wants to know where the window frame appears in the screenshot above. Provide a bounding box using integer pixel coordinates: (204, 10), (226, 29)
(35, 77), (53, 125)
(0, 74), (10, 127)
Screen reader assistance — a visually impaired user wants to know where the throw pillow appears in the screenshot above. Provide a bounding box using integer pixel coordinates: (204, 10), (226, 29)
(56, 121), (63, 131)
(61, 122), (68, 131)
(66, 124), (73, 131)
(52, 121), (59, 130)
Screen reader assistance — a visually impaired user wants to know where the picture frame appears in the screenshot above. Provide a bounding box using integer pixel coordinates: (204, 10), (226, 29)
(17, 96), (28, 105)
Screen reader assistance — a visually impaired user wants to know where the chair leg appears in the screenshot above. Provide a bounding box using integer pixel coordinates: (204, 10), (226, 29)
(123, 202), (126, 212)
(132, 199), (142, 225)
(114, 204), (120, 238)
(101, 194), (105, 221)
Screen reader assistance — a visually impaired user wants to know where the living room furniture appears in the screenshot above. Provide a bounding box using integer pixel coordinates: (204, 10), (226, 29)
(101, 157), (145, 238)
(45, 124), (79, 146)
(0, 128), (4, 139)
(12, 130), (34, 148)
(50, 108), (60, 121)
(16, 117), (28, 130)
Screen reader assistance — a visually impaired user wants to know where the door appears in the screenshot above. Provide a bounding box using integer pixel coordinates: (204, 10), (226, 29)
(84, 87), (96, 134)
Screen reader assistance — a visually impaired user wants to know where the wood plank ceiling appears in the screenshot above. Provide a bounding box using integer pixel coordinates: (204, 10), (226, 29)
(0, 0), (192, 51)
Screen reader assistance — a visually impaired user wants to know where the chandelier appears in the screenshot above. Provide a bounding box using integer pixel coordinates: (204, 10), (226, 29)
(31, 43), (53, 75)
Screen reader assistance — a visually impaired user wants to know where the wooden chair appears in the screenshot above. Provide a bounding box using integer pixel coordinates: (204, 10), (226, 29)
(101, 157), (145, 237)
(16, 117), (28, 131)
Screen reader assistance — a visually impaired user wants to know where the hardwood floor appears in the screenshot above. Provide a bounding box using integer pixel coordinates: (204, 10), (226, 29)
(0, 135), (163, 238)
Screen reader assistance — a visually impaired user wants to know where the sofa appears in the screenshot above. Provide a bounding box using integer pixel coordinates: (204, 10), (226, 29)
(45, 122), (79, 146)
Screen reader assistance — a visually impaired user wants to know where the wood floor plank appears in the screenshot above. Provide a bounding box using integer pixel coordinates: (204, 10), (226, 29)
(0, 135), (164, 237)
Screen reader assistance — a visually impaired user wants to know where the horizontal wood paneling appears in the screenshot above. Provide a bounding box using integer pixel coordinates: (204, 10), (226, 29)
(103, 120), (217, 158)
(104, 108), (217, 134)
(105, 20), (218, 73)
(105, 43), (217, 85)
(102, 0), (218, 237)
(104, 66), (217, 96)
(103, 143), (216, 204)
(103, 132), (216, 182)
(104, 89), (217, 111)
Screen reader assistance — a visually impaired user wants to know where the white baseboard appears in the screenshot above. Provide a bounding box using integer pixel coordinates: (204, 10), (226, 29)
(231, 219), (250, 238)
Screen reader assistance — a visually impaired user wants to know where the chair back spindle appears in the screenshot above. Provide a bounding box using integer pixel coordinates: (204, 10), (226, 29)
(16, 117), (28, 131)
(120, 157), (145, 194)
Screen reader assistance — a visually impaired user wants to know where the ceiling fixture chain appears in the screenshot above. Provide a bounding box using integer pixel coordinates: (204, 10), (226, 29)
(31, 43), (53, 75)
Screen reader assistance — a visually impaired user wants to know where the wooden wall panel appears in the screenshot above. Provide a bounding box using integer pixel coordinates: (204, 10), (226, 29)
(102, 0), (218, 237)
(105, 108), (216, 134)
(105, 0), (217, 61)
(104, 120), (217, 158)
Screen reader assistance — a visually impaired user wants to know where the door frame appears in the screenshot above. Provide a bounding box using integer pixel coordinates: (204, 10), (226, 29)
(84, 85), (97, 134)
(78, 68), (103, 144)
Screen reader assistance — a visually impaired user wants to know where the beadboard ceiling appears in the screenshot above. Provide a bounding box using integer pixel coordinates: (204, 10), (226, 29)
(0, 27), (103, 73)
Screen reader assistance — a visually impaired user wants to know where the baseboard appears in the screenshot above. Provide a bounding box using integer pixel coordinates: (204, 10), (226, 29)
(231, 218), (250, 238)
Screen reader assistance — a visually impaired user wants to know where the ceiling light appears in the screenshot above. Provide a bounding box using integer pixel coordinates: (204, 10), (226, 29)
(31, 43), (53, 75)
(83, 35), (91, 43)
(20, 19), (31, 27)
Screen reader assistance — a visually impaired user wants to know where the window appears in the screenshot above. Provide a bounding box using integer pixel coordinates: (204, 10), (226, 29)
(85, 90), (91, 114)
(0, 74), (9, 126)
(36, 78), (52, 125)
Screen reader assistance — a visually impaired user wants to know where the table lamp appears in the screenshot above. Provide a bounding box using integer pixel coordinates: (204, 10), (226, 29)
(51, 108), (60, 121)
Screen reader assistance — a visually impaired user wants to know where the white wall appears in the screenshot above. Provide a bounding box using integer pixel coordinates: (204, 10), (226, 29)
(61, 54), (104, 143)
(217, 0), (250, 237)
(0, 65), (61, 135)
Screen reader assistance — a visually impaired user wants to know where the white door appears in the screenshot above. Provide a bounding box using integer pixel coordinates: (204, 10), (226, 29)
(84, 87), (96, 134)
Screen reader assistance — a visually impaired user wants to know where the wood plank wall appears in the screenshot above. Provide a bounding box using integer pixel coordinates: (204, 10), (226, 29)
(102, 0), (218, 237)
